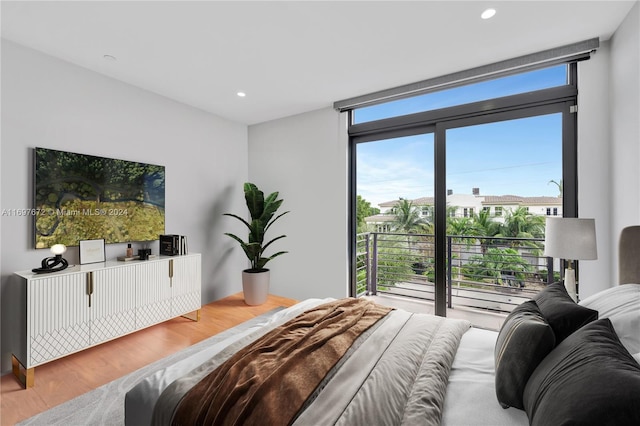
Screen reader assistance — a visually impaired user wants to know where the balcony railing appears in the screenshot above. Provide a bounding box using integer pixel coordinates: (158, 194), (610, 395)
(356, 232), (559, 313)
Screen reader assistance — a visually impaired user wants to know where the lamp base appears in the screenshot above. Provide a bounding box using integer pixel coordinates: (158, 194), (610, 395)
(32, 255), (69, 274)
(564, 268), (577, 302)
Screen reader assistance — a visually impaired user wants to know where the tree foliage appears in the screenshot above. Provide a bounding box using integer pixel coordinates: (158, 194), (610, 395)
(375, 235), (420, 287)
(364, 197), (553, 291)
(389, 199), (428, 234)
(463, 247), (532, 286)
(356, 195), (380, 233)
(548, 179), (563, 197)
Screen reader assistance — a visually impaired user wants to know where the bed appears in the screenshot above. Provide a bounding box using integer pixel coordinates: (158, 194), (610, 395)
(125, 283), (640, 426)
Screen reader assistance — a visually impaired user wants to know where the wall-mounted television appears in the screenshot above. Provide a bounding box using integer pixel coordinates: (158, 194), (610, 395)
(34, 147), (165, 249)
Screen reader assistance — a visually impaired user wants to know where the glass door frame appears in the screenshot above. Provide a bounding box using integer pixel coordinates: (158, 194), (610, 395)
(348, 64), (578, 315)
(434, 102), (576, 315)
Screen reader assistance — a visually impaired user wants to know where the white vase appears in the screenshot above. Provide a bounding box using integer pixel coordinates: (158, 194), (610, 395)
(242, 269), (270, 305)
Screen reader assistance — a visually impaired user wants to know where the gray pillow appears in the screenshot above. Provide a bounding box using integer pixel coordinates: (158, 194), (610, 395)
(523, 318), (640, 426)
(533, 282), (598, 342)
(494, 300), (555, 410)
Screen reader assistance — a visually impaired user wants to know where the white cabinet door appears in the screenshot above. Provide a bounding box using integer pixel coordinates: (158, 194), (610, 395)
(170, 254), (201, 317)
(16, 253), (201, 376)
(91, 267), (137, 345)
(135, 260), (172, 329)
(27, 273), (90, 367)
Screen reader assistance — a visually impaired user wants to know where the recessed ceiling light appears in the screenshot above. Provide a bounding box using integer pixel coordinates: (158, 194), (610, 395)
(237, 92), (246, 97)
(481, 8), (496, 20)
(103, 54), (117, 61)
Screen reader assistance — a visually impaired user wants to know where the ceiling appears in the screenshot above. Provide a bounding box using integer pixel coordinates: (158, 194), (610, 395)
(1, 1), (636, 125)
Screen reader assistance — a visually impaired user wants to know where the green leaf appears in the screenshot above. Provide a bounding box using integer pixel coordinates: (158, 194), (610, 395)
(223, 213), (252, 230)
(244, 183), (264, 220)
(224, 182), (288, 270)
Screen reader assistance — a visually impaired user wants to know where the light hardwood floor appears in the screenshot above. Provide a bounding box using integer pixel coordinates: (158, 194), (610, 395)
(0, 292), (298, 426)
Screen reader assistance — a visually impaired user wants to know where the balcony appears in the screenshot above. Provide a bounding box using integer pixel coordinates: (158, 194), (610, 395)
(356, 232), (558, 330)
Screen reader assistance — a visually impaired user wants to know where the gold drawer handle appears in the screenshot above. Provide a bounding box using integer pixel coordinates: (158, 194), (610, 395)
(169, 259), (174, 287)
(86, 272), (94, 307)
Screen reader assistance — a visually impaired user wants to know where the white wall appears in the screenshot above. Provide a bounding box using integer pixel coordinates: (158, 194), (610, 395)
(0, 40), (249, 373)
(610, 1), (640, 284)
(247, 107), (349, 301)
(548, 2), (639, 299)
(577, 41), (613, 297)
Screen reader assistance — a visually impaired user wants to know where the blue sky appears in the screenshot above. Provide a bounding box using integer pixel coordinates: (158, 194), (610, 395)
(356, 66), (565, 207)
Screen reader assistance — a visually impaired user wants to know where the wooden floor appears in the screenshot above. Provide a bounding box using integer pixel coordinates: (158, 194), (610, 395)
(0, 292), (298, 426)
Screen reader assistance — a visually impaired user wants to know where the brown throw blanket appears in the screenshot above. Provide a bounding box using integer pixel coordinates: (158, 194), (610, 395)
(171, 298), (393, 426)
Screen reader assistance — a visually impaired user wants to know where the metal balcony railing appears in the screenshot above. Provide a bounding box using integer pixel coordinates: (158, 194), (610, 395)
(356, 232), (559, 313)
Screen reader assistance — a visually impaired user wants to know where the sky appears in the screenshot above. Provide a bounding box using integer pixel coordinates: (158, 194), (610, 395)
(356, 66), (566, 208)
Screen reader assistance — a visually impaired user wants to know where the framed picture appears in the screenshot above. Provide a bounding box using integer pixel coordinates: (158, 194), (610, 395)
(79, 239), (106, 265)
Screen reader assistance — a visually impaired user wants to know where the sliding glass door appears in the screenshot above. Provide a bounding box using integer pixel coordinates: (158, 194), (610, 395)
(442, 110), (567, 322)
(349, 64), (578, 323)
(355, 133), (435, 301)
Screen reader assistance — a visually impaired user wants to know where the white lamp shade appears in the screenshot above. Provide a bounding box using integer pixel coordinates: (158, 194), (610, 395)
(543, 218), (597, 260)
(50, 243), (67, 255)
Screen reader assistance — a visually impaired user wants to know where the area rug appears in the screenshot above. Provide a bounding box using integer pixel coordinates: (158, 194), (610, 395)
(17, 307), (285, 426)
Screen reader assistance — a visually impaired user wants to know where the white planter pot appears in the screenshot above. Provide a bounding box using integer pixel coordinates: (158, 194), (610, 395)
(242, 269), (270, 305)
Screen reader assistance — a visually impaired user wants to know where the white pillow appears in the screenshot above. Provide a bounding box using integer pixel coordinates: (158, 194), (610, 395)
(579, 284), (640, 358)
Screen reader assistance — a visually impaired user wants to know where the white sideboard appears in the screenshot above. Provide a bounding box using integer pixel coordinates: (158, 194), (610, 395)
(12, 253), (201, 387)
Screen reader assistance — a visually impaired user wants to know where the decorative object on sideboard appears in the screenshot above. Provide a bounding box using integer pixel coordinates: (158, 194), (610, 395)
(117, 254), (158, 261)
(160, 234), (189, 256)
(31, 243), (69, 274)
(126, 243), (133, 258)
(79, 238), (106, 265)
(224, 182), (289, 305)
(180, 235), (188, 255)
(543, 217), (597, 301)
(138, 248), (152, 260)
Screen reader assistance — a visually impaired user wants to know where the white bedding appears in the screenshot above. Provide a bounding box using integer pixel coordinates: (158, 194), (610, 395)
(579, 283), (640, 362)
(442, 327), (528, 425)
(124, 298), (334, 426)
(124, 286), (640, 425)
(442, 283), (640, 425)
(125, 298), (527, 426)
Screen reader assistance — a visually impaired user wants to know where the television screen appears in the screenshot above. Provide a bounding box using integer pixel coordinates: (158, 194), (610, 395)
(34, 147), (165, 248)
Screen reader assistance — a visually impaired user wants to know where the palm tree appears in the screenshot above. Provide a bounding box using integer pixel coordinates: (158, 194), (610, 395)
(447, 216), (477, 284)
(495, 206), (545, 252)
(548, 179), (563, 197)
(464, 247), (532, 286)
(389, 199), (428, 234)
(472, 209), (501, 254)
(411, 204), (456, 230)
(387, 199), (430, 277)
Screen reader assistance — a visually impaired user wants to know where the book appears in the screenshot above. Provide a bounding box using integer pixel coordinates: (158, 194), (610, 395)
(159, 234), (179, 256)
(180, 235), (188, 255)
(117, 254), (157, 261)
(160, 234), (188, 256)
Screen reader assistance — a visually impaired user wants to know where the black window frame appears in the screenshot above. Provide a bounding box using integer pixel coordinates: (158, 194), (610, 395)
(348, 63), (579, 316)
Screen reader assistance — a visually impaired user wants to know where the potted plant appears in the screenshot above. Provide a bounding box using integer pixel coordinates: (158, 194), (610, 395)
(224, 182), (289, 305)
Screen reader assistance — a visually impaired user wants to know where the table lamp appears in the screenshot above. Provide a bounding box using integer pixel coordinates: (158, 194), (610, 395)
(32, 243), (69, 274)
(543, 218), (597, 301)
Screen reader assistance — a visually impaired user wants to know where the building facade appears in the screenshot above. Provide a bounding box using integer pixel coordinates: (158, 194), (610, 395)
(365, 188), (562, 232)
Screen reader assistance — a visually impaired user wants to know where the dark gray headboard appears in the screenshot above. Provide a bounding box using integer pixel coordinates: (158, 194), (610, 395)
(619, 226), (640, 284)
